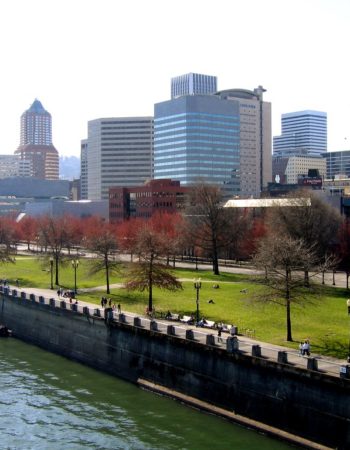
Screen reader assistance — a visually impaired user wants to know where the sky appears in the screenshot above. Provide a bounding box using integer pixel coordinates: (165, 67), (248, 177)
(1, 0), (349, 157)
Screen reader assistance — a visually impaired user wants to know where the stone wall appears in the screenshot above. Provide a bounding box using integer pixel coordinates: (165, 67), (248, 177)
(1, 293), (349, 449)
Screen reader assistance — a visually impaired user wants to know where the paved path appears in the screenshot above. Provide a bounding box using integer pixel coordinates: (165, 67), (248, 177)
(9, 284), (349, 379)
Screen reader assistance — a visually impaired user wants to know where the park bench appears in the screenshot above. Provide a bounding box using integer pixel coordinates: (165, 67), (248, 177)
(180, 315), (194, 324)
(165, 313), (180, 321)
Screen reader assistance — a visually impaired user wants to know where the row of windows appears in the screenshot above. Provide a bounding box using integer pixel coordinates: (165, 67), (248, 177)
(155, 112), (239, 123)
(155, 124), (239, 136)
(101, 126), (153, 130)
(155, 139), (238, 149)
(152, 145), (239, 155)
(154, 131), (239, 143)
(101, 136), (153, 141)
(101, 121), (152, 125)
(155, 117), (239, 129)
(101, 131), (153, 136)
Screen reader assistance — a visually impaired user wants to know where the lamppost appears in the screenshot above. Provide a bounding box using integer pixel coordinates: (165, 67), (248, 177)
(49, 257), (54, 290)
(194, 278), (201, 325)
(71, 259), (79, 294)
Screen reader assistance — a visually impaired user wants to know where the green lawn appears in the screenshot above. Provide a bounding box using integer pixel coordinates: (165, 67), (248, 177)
(2, 256), (350, 359)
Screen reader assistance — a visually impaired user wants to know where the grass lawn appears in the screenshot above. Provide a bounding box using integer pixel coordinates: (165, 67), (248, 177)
(2, 256), (350, 359)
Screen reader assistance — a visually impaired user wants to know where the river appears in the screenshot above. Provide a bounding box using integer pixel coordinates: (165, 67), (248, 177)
(0, 338), (298, 450)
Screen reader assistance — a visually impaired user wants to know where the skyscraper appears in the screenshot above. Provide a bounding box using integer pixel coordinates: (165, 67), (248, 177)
(171, 73), (217, 99)
(215, 87), (272, 197)
(83, 117), (153, 200)
(273, 110), (327, 157)
(154, 95), (241, 197)
(15, 99), (59, 180)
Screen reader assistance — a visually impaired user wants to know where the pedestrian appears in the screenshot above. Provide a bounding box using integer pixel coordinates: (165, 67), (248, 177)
(117, 303), (121, 314)
(298, 342), (303, 356)
(15, 279), (19, 287)
(57, 288), (61, 298)
(108, 298), (112, 307)
(101, 297), (105, 308)
(302, 340), (310, 356)
(217, 323), (223, 343)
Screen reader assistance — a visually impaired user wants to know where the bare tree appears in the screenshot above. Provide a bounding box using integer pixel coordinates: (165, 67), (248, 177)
(124, 225), (182, 313)
(186, 182), (246, 275)
(266, 191), (341, 285)
(253, 234), (334, 342)
(37, 216), (71, 286)
(85, 223), (119, 295)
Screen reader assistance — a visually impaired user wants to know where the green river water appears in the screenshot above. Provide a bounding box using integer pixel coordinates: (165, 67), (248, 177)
(0, 338), (299, 450)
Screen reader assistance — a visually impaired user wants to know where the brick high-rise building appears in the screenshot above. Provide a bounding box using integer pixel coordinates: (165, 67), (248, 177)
(15, 99), (59, 180)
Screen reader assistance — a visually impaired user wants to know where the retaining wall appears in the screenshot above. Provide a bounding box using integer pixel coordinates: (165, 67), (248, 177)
(1, 293), (349, 449)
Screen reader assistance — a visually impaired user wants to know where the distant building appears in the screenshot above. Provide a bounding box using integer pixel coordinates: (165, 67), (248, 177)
(109, 179), (189, 222)
(0, 155), (31, 178)
(0, 177), (69, 199)
(273, 110), (327, 157)
(83, 117), (153, 200)
(25, 198), (108, 220)
(154, 94), (241, 198)
(215, 87), (272, 197)
(171, 73), (217, 99)
(15, 99), (59, 180)
(324, 150), (350, 179)
(80, 139), (88, 199)
(272, 155), (326, 184)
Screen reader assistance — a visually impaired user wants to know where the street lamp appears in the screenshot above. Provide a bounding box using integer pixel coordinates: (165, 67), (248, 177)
(71, 259), (79, 294)
(49, 257), (54, 290)
(194, 278), (201, 325)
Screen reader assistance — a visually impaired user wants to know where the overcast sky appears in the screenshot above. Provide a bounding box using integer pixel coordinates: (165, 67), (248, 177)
(1, 0), (349, 157)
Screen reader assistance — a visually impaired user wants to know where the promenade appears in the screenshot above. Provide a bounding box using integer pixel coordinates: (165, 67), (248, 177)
(10, 282), (350, 380)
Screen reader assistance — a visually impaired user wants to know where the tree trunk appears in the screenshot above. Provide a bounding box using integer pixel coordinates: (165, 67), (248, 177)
(212, 237), (220, 275)
(304, 269), (309, 288)
(148, 256), (153, 312)
(286, 268), (293, 342)
(347, 272), (349, 290)
(105, 255), (110, 294)
(55, 255), (59, 286)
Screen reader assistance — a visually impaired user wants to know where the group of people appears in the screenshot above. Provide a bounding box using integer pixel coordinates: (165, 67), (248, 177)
(101, 297), (121, 313)
(299, 340), (311, 356)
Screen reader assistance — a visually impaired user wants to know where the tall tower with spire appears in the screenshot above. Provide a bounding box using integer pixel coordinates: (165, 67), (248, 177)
(15, 99), (59, 180)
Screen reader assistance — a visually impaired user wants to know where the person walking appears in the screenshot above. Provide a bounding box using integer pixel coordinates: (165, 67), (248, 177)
(217, 322), (223, 343)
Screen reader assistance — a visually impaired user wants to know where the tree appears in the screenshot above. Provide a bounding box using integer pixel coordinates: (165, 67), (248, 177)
(37, 216), (73, 286)
(186, 182), (246, 275)
(85, 220), (119, 294)
(16, 216), (38, 251)
(124, 224), (182, 313)
(265, 191), (341, 285)
(253, 234), (334, 342)
(0, 217), (17, 264)
(336, 220), (350, 289)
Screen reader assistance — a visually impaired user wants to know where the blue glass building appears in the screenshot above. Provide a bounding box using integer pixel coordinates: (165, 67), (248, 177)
(154, 95), (240, 197)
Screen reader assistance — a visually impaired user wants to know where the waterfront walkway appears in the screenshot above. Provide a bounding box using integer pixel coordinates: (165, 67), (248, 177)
(8, 283), (349, 380)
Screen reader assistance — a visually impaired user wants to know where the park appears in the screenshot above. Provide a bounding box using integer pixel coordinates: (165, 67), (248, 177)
(3, 253), (349, 361)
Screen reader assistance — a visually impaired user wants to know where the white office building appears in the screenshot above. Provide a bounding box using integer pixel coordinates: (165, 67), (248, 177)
(82, 117), (153, 200)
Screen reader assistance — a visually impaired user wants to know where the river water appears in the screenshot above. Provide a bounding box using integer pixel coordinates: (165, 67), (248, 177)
(0, 338), (298, 450)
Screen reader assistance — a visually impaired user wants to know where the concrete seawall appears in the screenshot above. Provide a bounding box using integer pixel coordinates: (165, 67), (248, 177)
(1, 292), (349, 449)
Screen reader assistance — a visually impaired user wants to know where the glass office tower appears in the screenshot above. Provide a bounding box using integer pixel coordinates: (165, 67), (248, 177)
(273, 110), (327, 157)
(154, 95), (240, 197)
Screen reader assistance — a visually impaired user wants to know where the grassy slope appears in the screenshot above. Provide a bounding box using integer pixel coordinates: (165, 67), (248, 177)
(3, 256), (349, 359)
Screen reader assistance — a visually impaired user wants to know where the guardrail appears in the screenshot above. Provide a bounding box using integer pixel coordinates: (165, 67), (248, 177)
(2, 286), (349, 380)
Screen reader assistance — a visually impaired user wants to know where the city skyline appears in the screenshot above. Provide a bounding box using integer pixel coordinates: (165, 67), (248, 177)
(0, 0), (349, 157)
